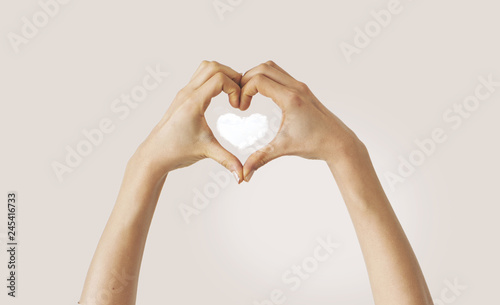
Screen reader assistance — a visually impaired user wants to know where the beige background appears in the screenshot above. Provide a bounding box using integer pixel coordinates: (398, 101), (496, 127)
(1, 0), (499, 304)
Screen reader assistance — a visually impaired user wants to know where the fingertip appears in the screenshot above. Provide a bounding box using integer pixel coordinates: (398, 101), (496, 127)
(244, 170), (255, 183)
(205, 139), (244, 181)
(243, 162), (256, 182)
(229, 93), (241, 109)
(239, 94), (252, 111)
(226, 154), (244, 182)
(224, 161), (243, 184)
(231, 170), (242, 184)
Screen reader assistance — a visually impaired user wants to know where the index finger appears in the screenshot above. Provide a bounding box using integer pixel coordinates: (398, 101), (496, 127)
(240, 74), (292, 111)
(189, 61), (242, 90)
(194, 72), (241, 112)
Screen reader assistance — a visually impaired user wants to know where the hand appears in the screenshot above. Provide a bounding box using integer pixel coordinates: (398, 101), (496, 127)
(132, 61), (244, 183)
(239, 61), (367, 181)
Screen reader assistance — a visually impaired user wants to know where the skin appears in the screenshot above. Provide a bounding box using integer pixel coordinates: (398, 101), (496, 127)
(79, 61), (433, 305)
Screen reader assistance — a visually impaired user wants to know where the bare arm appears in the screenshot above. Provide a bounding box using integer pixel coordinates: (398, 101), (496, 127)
(240, 61), (433, 305)
(78, 160), (166, 305)
(79, 60), (433, 305)
(328, 144), (433, 305)
(79, 61), (244, 305)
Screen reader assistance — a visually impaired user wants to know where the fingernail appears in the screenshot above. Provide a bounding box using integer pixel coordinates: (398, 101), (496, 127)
(232, 171), (240, 183)
(245, 170), (254, 182)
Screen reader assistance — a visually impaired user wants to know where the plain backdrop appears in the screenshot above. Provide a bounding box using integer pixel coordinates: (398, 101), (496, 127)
(0, 0), (499, 304)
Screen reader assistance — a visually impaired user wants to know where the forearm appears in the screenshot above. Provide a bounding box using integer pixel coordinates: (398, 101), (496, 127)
(79, 156), (166, 305)
(79, 61), (245, 305)
(328, 142), (432, 305)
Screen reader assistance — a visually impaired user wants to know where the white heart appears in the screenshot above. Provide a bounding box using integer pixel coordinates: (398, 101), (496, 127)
(216, 113), (269, 150)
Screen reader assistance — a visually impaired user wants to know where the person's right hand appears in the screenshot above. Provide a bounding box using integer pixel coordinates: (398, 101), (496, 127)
(131, 61), (244, 183)
(239, 61), (367, 181)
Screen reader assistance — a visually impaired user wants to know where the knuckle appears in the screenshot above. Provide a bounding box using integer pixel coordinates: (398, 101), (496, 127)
(251, 72), (265, 84)
(207, 61), (219, 72)
(296, 81), (309, 92)
(286, 90), (303, 106)
(175, 88), (187, 100)
(260, 147), (272, 157)
(257, 153), (268, 168)
(252, 73), (267, 83)
(258, 63), (270, 72)
(255, 148), (270, 164)
(265, 60), (276, 67)
(200, 60), (210, 69)
(214, 71), (226, 81)
(219, 159), (229, 168)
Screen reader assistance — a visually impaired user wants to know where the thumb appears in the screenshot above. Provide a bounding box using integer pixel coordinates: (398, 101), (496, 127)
(243, 139), (284, 182)
(205, 139), (243, 183)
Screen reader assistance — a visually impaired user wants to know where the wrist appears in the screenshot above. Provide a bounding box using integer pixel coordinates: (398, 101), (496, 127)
(126, 153), (168, 187)
(128, 144), (175, 183)
(108, 156), (168, 226)
(324, 136), (369, 170)
(113, 165), (165, 230)
(325, 140), (388, 211)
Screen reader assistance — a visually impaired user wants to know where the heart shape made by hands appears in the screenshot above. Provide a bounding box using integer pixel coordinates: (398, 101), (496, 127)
(216, 113), (269, 150)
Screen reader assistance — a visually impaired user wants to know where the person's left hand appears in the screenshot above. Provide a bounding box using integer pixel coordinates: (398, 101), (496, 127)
(132, 61), (244, 183)
(238, 61), (365, 182)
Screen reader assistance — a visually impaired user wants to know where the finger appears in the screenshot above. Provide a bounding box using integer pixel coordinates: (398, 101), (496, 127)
(240, 74), (293, 111)
(204, 138), (243, 183)
(189, 61), (242, 90)
(243, 139), (284, 182)
(241, 62), (297, 88)
(263, 60), (293, 77)
(194, 72), (241, 110)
